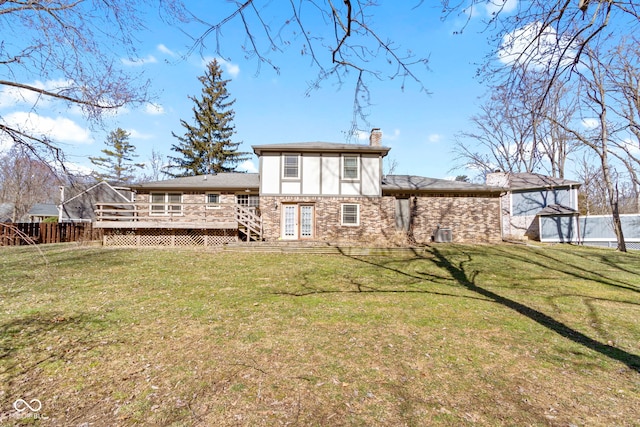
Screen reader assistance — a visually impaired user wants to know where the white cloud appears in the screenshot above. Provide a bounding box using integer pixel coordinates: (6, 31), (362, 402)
(619, 137), (640, 154)
(121, 55), (158, 66)
(498, 21), (576, 70)
(428, 133), (442, 143)
(63, 162), (94, 176)
(157, 44), (176, 57)
(582, 118), (599, 129)
(238, 160), (258, 173)
(355, 130), (370, 141)
(0, 138), (13, 152)
(485, 0), (517, 15)
(2, 112), (92, 144)
(202, 56), (240, 78)
(0, 79), (75, 109)
(145, 103), (165, 115)
(386, 129), (401, 141)
(127, 129), (154, 140)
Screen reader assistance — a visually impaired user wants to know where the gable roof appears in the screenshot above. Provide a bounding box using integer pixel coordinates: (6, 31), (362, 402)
(131, 173), (260, 191)
(0, 202), (13, 222)
(493, 172), (581, 190)
(537, 204), (579, 216)
(60, 181), (133, 222)
(28, 203), (58, 217)
(382, 175), (503, 194)
(252, 142), (390, 156)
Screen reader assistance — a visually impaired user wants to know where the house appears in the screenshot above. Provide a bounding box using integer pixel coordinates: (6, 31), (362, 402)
(93, 132), (505, 246)
(59, 181), (133, 223)
(0, 203), (13, 223)
(485, 172), (581, 241)
(27, 203), (59, 222)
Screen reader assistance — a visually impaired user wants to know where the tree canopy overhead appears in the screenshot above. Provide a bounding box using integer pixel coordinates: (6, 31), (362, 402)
(0, 0), (187, 163)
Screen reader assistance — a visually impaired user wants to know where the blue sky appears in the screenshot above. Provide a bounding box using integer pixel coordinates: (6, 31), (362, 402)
(0, 1), (518, 180)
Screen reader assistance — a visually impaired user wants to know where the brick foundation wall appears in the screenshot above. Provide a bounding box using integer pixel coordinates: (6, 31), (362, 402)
(260, 194), (502, 244)
(400, 195), (502, 244)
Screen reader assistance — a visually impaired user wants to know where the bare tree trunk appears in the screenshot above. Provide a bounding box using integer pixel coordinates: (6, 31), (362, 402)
(599, 104), (627, 252)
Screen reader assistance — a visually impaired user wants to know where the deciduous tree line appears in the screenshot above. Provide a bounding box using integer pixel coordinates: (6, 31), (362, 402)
(2, 1), (639, 249)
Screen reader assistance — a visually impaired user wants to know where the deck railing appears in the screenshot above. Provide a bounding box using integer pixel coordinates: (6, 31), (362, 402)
(94, 202), (262, 240)
(95, 201), (243, 221)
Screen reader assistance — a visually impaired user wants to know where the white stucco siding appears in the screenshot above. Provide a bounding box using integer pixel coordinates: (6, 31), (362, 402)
(321, 155), (340, 195)
(341, 182), (361, 195)
(281, 181), (301, 194)
(260, 155), (280, 194)
(361, 155), (381, 195)
(302, 155), (321, 194)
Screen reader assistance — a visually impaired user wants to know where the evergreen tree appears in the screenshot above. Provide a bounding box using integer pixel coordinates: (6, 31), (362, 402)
(169, 59), (249, 176)
(89, 128), (144, 184)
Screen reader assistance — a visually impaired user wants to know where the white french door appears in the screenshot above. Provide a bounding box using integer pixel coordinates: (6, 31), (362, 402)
(282, 204), (314, 240)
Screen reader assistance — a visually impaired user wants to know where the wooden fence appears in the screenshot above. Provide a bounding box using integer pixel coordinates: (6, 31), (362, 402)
(0, 222), (103, 246)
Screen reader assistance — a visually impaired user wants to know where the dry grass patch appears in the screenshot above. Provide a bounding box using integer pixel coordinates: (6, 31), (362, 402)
(0, 243), (639, 425)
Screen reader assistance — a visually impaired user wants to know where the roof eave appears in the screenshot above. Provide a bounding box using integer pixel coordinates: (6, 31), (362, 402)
(252, 144), (391, 157)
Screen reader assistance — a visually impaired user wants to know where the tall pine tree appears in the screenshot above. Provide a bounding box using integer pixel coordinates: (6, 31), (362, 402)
(89, 128), (144, 184)
(169, 60), (249, 176)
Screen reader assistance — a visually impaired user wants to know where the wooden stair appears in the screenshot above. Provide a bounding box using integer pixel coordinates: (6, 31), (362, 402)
(235, 205), (263, 242)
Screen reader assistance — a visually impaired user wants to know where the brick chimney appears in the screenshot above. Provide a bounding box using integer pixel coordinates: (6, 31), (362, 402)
(369, 128), (382, 146)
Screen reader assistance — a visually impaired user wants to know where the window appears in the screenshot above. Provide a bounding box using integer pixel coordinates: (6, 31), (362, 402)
(150, 193), (182, 215)
(283, 155), (299, 178)
(343, 155), (359, 179)
(206, 193), (220, 209)
(341, 204), (360, 226)
(236, 194), (260, 208)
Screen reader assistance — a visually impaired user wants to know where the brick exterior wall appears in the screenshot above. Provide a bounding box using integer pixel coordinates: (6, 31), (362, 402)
(134, 192), (238, 223)
(122, 191), (501, 244)
(403, 195), (502, 244)
(260, 194), (502, 244)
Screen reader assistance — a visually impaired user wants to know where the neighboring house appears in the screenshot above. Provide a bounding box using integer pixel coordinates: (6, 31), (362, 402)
(60, 181), (133, 223)
(27, 203), (59, 222)
(0, 203), (14, 223)
(94, 133), (505, 246)
(486, 172), (581, 241)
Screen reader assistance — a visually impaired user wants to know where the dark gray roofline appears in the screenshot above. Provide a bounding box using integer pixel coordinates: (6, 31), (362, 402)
(252, 142), (390, 156)
(130, 173), (260, 191)
(536, 204), (580, 216)
(382, 175), (504, 194)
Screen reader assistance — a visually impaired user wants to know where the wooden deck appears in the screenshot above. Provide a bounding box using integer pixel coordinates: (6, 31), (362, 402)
(94, 202), (263, 241)
(94, 220), (238, 229)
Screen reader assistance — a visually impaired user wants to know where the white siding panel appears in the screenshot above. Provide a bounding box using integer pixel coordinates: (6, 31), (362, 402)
(341, 182), (361, 195)
(302, 155), (321, 194)
(261, 155), (280, 194)
(322, 155), (340, 195)
(281, 181), (301, 194)
(361, 155), (380, 195)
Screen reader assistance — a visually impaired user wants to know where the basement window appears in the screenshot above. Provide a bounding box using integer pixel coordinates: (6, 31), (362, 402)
(341, 204), (360, 226)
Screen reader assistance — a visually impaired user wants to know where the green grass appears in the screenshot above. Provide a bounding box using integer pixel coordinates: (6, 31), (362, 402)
(1, 243), (639, 426)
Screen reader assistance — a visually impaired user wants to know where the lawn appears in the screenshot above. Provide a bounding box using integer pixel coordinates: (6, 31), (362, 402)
(1, 243), (639, 426)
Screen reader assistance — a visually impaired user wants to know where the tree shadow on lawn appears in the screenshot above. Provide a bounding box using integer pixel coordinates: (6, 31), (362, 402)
(275, 246), (640, 373)
(487, 245), (640, 294)
(273, 248), (491, 304)
(426, 247), (640, 373)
